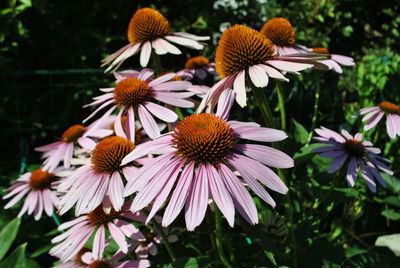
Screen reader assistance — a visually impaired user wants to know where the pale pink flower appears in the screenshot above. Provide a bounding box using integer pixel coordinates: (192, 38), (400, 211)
(198, 24), (316, 111)
(50, 202), (146, 262)
(177, 56), (216, 80)
(122, 90), (293, 231)
(3, 168), (60, 220)
(35, 120), (113, 172)
(57, 136), (138, 215)
(358, 101), (400, 139)
(312, 127), (392, 192)
(83, 68), (194, 141)
(101, 7), (209, 72)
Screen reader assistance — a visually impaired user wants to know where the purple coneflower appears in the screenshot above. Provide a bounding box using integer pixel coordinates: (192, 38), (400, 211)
(198, 24), (317, 111)
(359, 101), (400, 139)
(58, 136), (138, 215)
(177, 56), (216, 80)
(50, 203), (145, 262)
(122, 90), (293, 231)
(35, 121), (113, 172)
(135, 226), (178, 259)
(3, 168), (60, 220)
(83, 69), (194, 141)
(101, 7), (209, 72)
(313, 127), (393, 192)
(311, 47), (355, 73)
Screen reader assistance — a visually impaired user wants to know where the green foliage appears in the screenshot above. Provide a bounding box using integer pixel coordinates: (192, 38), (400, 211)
(0, 217), (21, 261)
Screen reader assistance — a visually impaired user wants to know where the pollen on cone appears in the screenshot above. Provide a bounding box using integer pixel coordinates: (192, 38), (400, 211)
(260, 17), (296, 47)
(215, 24), (275, 78)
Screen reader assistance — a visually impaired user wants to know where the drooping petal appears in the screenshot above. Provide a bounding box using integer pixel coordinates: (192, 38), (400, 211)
(143, 102), (178, 123)
(138, 104), (160, 139)
(140, 41), (152, 67)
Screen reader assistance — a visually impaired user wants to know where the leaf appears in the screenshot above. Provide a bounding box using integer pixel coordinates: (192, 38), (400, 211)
(163, 257), (199, 268)
(341, 247), (400, 267)
(381, 209), (400, 221)
(0, 243), (26, 268)
(292, 119), (309, 144)
(0, 217), (21, 261)
(381, 173), (400, 193)
(383, 196), (400, 207)
(334, 187), (361, 198)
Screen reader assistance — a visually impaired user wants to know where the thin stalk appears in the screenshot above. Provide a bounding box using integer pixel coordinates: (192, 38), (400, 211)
(251, 82), (297, 268)
(52, 214), (63, 232)
(275, 82), (287, 131)
(150, 218), (177, 262)
(152, 53), (163, 74)
(215, 209), (234, 268)
(307, 81), (321, 144)
(251, 84), (274, 127)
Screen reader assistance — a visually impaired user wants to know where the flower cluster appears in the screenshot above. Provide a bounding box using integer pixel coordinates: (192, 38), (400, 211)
(4, 7), (395, 268)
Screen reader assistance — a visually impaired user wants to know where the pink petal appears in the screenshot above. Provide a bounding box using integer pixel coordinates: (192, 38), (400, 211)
(165, 35), (203, 50)
(162, 162), (195, 227)
(140, 41), (152, 67)
(148, 73), (177, 87)
(233, 71), (246, 107)
(267, 60), (313, 72)
(114, 108), (128, 138)
(152, 81), (192, 91)
(143, 102), (178, 123)
(185, 165), (209, 231)
(235, 144), (294, 168)
(108, 172), (124, 211)
(138, 68), (154, 81)
(386, 114), (397, 139)
(108, 222), (128, 253)
(216, 89), (234, 120)
(138, 104), (160, 139)
(249, 64), (269, 87)
(232, 126), (287, 142)
(93, 225), (105, 260)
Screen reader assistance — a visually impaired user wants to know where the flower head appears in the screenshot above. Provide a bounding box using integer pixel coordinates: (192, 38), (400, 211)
(3, 168), (60, 220)
(50, 202), (146, 263)
(198, 24), (314, 111)
(101, 7), (209, 72)
(57, 136), (138, 215)
(358, 101), (400, 139)
(260, 17), (296, 47)
(122, 90), (293, 231)
(83, 69), (194, 142)
(312, 127), (392, 192)
(177, 56), (216, 80)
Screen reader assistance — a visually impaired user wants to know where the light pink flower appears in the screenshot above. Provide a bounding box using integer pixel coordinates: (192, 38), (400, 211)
(35, 120), (113, 172)
(358, 101), (400, 139)
(3, 168), (60, 220)
(57, 136), (138, 215)
(177, 56), (216, 80)
(312, 126), (392, 192)
(101, 7), (209, 72)
(198, 24), (316, 111)
(122, 90), (292, 231)
(83, 69), (194, 141)
(50, 202), (146, 262)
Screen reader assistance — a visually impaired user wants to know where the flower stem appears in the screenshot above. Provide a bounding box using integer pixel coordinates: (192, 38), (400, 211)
(152, 53), (163, 74)
(52, 214), (64, 232)
(251, 84), (274, 127)
(214, 209), (234, 268)
(275, 81), (287, 131)
(307, 81), (320, 144)
(150, 218), (177, 262)
(251, 82), (297, 268)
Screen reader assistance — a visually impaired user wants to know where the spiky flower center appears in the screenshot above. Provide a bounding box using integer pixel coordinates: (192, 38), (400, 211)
(75, 247), (91, 266)
(109, 116), (142, 144)
(91, 136), (135, 173)
(127, 7), (170, 44)
(185, 56), (209, 69)
(379, 101), (399, 114)
(29, 169), (55, 190)
(344, 139), (365, 158)
(312, 47), (330, 54)
(88, 206), (121, 226)
(88, 260), (112, 268)
(172, 114), (234, 165)
(61, 124), (85, 143)
(114, 78), (151, 107)
(260, 17), (296, 47)
(215, 25), (275, 78)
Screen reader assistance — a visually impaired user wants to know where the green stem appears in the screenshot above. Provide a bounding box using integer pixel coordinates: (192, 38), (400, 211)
(52, 214), (63, 232)
(307, 82), (321, 144)
(151, 53), (163, 74)
(150, 218), (177, 262)
(215, 209), (234, 268)
(251, 84), (274, 127)
(252, 82), (297, 268)
(275, 82), (287, 131)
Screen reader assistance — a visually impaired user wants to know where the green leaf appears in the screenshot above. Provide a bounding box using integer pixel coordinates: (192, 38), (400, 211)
(383, 196), (400, 207)
(381, 209), (400, 221)
(381, 173), (400, 193)
(163, 257), (200, 268)
(334, 188), (361, 198)
(0, 243), (26, 268)
(0, 217), (21, 261)
(292, 119), (309, 144)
